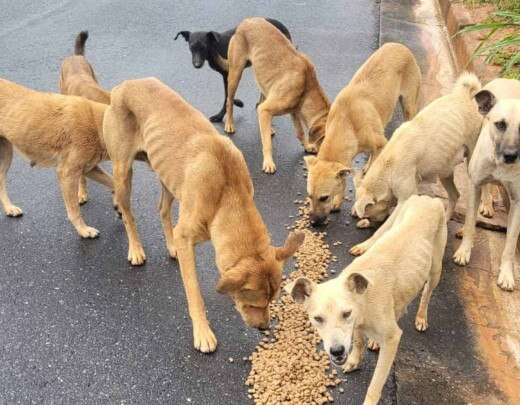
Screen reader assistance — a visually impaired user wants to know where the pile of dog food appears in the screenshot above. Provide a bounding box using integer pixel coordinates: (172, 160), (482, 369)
(245, 203), (343, 404)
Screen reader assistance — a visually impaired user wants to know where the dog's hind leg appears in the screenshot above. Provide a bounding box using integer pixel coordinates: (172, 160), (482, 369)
(224, 35), (248, 134)
(78, 176), (89, 205)
(440, 174), (460, 220)
(0, 138), (22, 217)
(159, 183), (177, 259)
(400, 61), (421, 121)
(85, 165), (113, 189)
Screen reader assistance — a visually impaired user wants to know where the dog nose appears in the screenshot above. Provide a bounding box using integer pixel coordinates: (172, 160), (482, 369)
(310, 214), (327, 227)
(503, 153), (518, 164)
(330, 345), (345, 358)
(256, 321), (270, 331)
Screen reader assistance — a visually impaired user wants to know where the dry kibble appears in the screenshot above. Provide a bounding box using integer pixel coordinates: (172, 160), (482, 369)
(246, 203), (337, 404)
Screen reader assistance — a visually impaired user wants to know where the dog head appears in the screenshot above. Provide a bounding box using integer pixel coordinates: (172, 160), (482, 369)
(353, 174), (393, 223)
(175, 30), (220, 69)
(216, 232), (305, 330)
(286, 272), (372, 366)
(305, 156), (349, 226)
(476, 89), (520, 165)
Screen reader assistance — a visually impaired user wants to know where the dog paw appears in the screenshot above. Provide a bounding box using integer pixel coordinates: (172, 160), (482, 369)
(262, 159), (277, 174)
(367, 339), (379, 351)
(234, 99), (244, 108)
(209, 115), (224, 123)
(453, 246), (471, 266)
(497, 263), (515, 291)
(193, 324), (217, 353)
(78, 226), (99, 239)
(349, 243), (368, 256)
(351, 206), (359, 218)
(78, 192), (89, 205)
(224, 122), (235, 135)
(342, 357), (361, 373)
(356, 219), (371, 229)
(5, 205), (23, 217)
(455, 228), (463, 239)
(304, 143), (318, 154)
(479, 202), (495, 218)
(128, 245), (146, 266)
(167, 243), (178, 260)
(415, 316), (429, 332)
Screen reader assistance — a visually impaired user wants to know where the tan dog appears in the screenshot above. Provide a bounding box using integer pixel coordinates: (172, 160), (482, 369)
(354, 72), (483, 223)
(454, 78), (520, 291)
(0, 78), (112, 237)
(103, 78), (304, 352)
(224, 17), (330, 174)
(287, 195), (447, 405)
(59, 31), (111, 205)
(304, 43), (421, 226)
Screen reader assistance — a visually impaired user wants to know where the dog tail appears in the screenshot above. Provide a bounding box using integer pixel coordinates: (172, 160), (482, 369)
(453, 72), (481, 98)
(74, 31), (89, 55)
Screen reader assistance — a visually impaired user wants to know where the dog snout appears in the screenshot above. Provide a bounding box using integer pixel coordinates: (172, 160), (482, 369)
(192, 56), (205, 69)
(310, 213), (327, 227)
(330, 345), (345, 358)
(503, 152), (518, 164)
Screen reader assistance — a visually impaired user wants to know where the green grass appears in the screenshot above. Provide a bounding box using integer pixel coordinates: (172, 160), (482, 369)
(463, 0), (520, 11)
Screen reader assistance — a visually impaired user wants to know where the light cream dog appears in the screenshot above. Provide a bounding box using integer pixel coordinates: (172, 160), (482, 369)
(304, 43), (421, 226)
(224, 17), (330, 173)
(103, 78), (304, 353)
(59, 30), (112, 205)
(287, 195), (447, 405)
(0, 78), (112, 237)
(453, 78), (520, 291)
(353, 72), (483, 224)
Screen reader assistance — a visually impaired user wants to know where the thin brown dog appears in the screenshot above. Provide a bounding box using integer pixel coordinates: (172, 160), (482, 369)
(103, 78), (304, 353)
(0, 78), (113, 237)
(224, 17), (330, 174)
(59, 30), (112, 205)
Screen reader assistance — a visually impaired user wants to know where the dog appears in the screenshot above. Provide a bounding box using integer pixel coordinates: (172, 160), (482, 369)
(102, 77), (304, 353)
(0, 78), (113, 237)
(287, 195), (447, 405)
(304, 43), (421, 226)
(353, 72), (483, 224)
(174, 18), (291, 123)
(224, 17), (330, 174)
(59, 30), (111, 205)
(453, 78), (520, 291)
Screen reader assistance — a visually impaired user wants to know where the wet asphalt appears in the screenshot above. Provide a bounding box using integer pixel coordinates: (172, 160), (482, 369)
(0, 1), (492, 404)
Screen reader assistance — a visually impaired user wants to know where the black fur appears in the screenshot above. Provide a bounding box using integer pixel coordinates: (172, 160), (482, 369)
(175, 18), (292, 123)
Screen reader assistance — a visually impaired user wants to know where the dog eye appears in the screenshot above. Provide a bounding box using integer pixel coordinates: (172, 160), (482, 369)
(313, 316), (324, 324)
(319, 195), (329, 202)
(341, 310), (352, 320)
(495, 120), (507, 131)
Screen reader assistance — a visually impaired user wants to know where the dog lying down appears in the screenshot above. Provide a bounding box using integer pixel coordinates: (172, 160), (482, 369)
(287, 195), (447, 405)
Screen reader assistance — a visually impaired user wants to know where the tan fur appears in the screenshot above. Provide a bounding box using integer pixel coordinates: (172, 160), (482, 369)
(224, 17), (330, 173)
(0, 78), (112, 237)
(304, 43), (421, 224)
(288, 195), (447, 405)
(454, 78), (520, 291)
(59, 31), (111, 205)
(354, 72), (483, 224)
(102, 78), (304, 353)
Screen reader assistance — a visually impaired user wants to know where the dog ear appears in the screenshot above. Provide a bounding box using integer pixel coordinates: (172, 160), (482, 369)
(174, 31), (191, 41)
(216, 268), (247, 294)
(285, 277), (314, 303)
(354, 195), (374, 218)
(275, 231), (305, 261)
(475, 90), (496, 116)
(207, 31), (221, 43)
(304, 155), (317, 168)
(335, 164), (350, 179)
(346, 272), (371, 294)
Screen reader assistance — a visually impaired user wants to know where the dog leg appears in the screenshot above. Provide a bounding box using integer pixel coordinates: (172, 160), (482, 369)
(78, 176), (89, 205)
(479, 183), (495, 218)
(159, 184), (177, 259)
(113, 159), (146, 265)
(211, 73), (243, 123)
(57, 162), (98, 238)
(364, 329), (402, 405)
(497, 195), (520, 291)
(174, 223), (217, 353)
(85, 165), (114, 189)
(440, 174), (460, 220)
(224, 35), (248, 135)
(291, 112), (305, 144)
(343, 326), (365, 372)
(453, 183), (481, 266)
(0, 138), (22, 217)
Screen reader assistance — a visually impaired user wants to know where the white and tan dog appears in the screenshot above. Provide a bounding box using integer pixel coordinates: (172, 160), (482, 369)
(287, 195), (447, 405)
(453, 78), (520, 291)
(353, 72), (483, 224)
(305, 43), (421, 226)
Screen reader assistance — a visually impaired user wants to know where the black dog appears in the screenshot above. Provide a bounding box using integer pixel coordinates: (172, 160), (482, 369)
(175, 18), (292, 123)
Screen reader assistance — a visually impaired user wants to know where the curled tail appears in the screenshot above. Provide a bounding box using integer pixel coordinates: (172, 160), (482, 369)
(453, 72), (481, 98)
(74, 31), (89, 55)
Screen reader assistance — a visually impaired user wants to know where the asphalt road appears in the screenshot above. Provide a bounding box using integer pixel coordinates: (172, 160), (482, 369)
(0, 1), (494, 404)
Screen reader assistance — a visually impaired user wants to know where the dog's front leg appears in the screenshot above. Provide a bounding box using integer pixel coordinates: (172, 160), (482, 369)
(78, 175), (89, 205)
(343, 326), (365, 372)
(364, 329), (402, 405)
(440, 173), (460, 220)
(498, 195), (520, 291)
(174, 226), (217, 353)
(453, 183), (481, 266)
(158, 184), (177, 259)
(211, 73), (229, 123)
(258, 104), (277, 174)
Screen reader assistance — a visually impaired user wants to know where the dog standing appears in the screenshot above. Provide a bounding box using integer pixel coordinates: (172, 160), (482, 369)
(287, 195), (447, 405)
(453, 78), (520, 291)
(225, 17), (330, 174)
(304, 43), (421, 226)
(103, 78), (304, 353)
(0, 78), (112, 237)
(353, 72), (483, 224)
(59, 30), (111, 205)
(175, 18), (291, 123)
